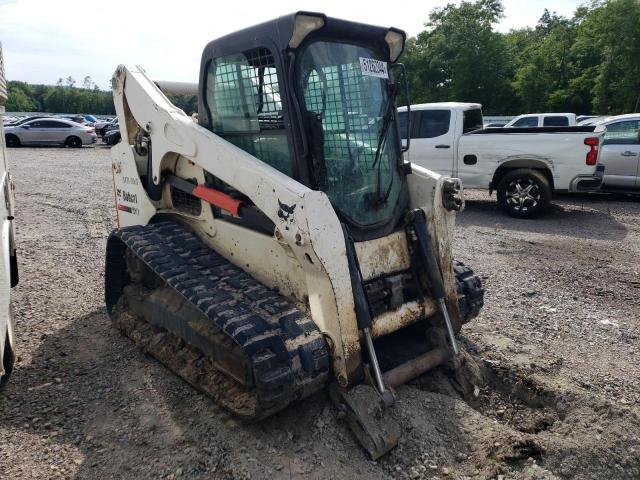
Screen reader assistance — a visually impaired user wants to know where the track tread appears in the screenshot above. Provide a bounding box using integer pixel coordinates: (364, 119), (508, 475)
(454, 260), (484, 323)
(105, 221), (330, 418)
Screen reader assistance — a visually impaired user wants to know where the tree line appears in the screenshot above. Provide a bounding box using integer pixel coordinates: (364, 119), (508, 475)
(5, 76), (115, 115)
(402, 0), (639, 115)
(5, 74), (199, 116)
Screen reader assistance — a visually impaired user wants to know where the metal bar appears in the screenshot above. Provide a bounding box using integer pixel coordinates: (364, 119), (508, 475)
(438, 298), (459, 356)
(382, 347), (449, 389)
(154, 80), (198, 96)
(166, 175), (243, 216)
(363, 327), (385, 394)
(410, 209), (460, 355)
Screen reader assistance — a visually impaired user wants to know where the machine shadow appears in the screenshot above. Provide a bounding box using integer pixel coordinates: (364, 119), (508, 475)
(458, 194), (632, 242)
(0, 308), (475, 479)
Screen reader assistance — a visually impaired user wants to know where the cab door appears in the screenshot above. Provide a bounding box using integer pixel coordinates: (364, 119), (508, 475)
(600, 119), (640, 189)
(405, 109), (455, 176)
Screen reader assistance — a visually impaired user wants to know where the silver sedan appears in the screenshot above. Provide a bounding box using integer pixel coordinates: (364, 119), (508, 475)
(4, 118), (97, 148)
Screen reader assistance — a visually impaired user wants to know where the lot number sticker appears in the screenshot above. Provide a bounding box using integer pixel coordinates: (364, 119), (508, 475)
(360, 57), (388, 79)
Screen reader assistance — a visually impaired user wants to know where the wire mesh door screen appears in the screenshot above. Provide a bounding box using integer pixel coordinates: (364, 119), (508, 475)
(206, 48), (292, 176)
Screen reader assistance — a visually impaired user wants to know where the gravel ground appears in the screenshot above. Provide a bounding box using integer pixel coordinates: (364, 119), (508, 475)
(0, 145), (638, 479)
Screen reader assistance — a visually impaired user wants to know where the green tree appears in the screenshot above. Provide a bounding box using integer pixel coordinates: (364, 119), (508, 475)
(5, 83), (35, 111)
(509, 11), (582, 112)
(579, 0), (640, 113)
(403, 0), (517, 114)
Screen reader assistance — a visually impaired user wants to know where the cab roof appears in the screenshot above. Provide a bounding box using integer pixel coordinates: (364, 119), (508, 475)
(201, 12), (406, 62)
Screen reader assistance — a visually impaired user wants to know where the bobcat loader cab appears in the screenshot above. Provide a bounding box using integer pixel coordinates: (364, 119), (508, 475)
(106, 12), (483, 458)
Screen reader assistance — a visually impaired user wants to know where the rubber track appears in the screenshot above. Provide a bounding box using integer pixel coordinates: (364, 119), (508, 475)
(105, 221), (330, 418)
(454, 260), (484, 324)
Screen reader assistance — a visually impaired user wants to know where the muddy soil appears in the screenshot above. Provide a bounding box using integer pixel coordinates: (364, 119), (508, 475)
(0, 145), (638, 479)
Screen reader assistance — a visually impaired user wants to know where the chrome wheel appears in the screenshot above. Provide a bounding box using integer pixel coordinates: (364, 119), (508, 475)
(505, 178), (541, 213)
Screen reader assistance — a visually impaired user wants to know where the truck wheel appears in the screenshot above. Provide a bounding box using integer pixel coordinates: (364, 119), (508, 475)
(497, 169), (551, 218)
(5, 135), (20, 148)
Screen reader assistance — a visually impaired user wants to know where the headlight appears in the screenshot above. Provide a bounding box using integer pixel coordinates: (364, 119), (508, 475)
(289, 13), (325, 49)
(385, 29), (405, 62)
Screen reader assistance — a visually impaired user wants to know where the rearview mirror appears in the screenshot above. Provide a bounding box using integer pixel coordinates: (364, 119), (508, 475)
(390, 63), (410, 153)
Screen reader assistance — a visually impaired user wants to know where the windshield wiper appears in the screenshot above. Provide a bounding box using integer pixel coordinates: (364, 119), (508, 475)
(371, 85), (398, 205)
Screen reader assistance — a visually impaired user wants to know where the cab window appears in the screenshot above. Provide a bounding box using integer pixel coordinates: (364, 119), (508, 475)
(41, 120), (71, 128)
(603, 120), (640, 145)
(462, 108), (483, 132)
(397, 110), (451, 139)
(512, 116), (538, 127)
(543, 116), (569, 126)
(205, 47), (292, 176)
(416, 110), (451, 138)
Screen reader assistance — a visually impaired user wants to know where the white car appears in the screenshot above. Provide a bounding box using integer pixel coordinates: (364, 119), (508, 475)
(504, 113), (577, 128)
(398, 103), (605, 217)
(596, 114), (640, 191)
(4, 118), (97, 147)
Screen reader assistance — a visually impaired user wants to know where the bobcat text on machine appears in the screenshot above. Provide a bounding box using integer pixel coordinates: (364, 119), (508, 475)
(0, 42), (19, 389)
(105, 12), (484, 458)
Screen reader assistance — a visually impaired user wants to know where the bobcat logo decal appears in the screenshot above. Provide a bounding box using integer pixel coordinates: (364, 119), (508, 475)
(277, 200), (296, 222)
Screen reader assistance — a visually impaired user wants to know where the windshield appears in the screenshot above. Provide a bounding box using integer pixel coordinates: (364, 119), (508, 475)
(296, 41), (404, 229)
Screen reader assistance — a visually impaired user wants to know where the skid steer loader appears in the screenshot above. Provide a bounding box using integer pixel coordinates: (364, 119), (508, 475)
(105, 12), (484, 459)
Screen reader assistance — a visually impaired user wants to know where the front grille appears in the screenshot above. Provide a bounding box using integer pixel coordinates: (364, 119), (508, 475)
(170, 185), (202, 216)
(364, 270), (420, 317)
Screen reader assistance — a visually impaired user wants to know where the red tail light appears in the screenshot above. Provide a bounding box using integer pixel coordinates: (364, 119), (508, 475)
(584, 137), (599, 166)
(86, 128), (95, 134)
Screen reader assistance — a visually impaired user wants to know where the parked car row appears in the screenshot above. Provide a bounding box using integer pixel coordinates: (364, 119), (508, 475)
(4, 117), (97, 147)
(3, 113), (113, 128)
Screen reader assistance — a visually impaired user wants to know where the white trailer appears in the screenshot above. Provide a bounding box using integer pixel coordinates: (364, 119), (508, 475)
(0, 42), (18, 388)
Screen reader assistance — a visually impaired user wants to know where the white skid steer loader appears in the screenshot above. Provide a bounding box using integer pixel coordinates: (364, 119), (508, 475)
(105, 12), (484, 459)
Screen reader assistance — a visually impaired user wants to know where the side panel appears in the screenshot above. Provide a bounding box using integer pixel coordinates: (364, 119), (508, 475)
(0, 118), (5, 374)
(0, 166), (12, 377)
(457, 131), (604, 190)
(599, 120), (640, 189)
(0, 42), (15, 377)
(600, 144), (640, 188)
(406, 165), (462, 326)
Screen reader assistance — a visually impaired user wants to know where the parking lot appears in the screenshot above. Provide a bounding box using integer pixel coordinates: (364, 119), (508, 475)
(0, 145), (638, 479)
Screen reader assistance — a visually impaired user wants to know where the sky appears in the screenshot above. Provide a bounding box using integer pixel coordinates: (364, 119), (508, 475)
(0, 0), (585, 90)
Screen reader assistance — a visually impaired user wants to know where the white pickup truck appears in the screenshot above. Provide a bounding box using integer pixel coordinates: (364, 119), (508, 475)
(398, 102), (605, 218)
